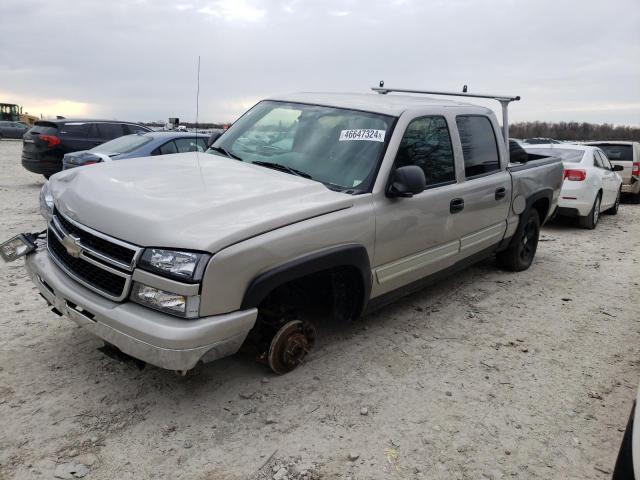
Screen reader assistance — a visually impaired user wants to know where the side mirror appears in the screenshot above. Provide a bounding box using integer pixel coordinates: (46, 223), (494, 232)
(207, 131), (223, 148)
(387, 165), (426, 198)
(612, 164), (624, 171)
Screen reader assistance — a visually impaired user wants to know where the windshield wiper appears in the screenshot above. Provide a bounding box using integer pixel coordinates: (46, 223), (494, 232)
(252, 161), (312, 179)
(208, 146), (243, 161)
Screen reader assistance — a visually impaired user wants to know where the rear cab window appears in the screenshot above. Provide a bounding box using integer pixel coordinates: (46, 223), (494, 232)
(594, 144), (633, 162)
(456, 115), (501, 178)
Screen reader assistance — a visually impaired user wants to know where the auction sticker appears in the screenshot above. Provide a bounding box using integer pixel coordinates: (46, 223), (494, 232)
(339, 129), (386, 142)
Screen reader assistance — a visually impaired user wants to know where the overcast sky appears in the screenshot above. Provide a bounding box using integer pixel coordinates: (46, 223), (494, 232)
(1, 0), (639, 125)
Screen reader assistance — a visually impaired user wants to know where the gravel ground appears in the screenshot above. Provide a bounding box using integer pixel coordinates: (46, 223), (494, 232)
(1, 139), (639, 480)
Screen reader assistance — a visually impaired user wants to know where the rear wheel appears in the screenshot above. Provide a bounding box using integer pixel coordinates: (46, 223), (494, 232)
(629, 192), (640, 204)
(605, 189), (621, 215)
(497, 209), (540, 272)
(579, 193), (601, 229)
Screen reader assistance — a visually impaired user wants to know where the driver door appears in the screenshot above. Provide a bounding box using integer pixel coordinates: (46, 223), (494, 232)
(372, 115), (462, 296)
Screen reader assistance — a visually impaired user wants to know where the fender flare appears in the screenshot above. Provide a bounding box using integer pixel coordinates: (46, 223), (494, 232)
(499, 188), (554, 251)
(240, 244), (372, 316)
(525, 188), (554, 224)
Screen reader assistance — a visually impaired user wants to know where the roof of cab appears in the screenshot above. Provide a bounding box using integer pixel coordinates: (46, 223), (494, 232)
(267, 92), (477, 116)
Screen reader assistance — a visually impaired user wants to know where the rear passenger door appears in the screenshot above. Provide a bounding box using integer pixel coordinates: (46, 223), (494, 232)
(60, 122), (91, 152)
(453, 115), (511, 257)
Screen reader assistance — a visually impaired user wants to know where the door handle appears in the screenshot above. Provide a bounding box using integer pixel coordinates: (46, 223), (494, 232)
(495, 187), (507, 200)
(450, 198), (464, 214)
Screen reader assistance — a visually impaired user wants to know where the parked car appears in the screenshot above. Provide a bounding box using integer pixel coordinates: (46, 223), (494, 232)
(524, 137), (562, 144)
(585, 141), (640, 203)
(0, 120), (30, 139)
(21, 119), (151, 178)
(4, 91), (563, 374)
(524, 144), (623, 228)
(62, 132), (209, 170)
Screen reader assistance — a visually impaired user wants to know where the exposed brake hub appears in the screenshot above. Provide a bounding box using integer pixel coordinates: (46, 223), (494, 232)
(266, 320), (316, 374)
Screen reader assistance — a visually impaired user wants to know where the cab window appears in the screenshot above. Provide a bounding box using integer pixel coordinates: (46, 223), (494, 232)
(175, 138), (205, 153)
(456, 115), (500, 178)
(394, 116), (455, 188)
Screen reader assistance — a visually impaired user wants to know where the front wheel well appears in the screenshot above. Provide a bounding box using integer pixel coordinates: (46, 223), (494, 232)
(256, 266), (366, 326)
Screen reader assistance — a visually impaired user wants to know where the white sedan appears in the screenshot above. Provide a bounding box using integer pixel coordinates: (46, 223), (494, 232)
(524, 144), (623, 229)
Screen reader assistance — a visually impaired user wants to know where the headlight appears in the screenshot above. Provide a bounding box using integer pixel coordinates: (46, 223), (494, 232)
(138, 248), (210, 282)
(39, 181), (54, 221)
(130, 282), (200, 318)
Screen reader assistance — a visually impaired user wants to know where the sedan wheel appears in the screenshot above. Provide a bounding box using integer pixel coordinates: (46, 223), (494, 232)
(579, 194), (601, 229)
(605, 189), (621, 215)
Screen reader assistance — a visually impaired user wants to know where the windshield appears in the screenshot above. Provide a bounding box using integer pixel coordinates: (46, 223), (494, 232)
(594, 144), (633, 161)
(208, 101), (395, 191)
(526, 148), (585, 163)
(89, 134), (152, 154)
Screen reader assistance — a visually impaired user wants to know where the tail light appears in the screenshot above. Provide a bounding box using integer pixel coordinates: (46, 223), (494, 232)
(633, 162), (640, 176)
(563, 169), (586, 181)
(39, 134), (60, 148)
(83, 160), (99, 166)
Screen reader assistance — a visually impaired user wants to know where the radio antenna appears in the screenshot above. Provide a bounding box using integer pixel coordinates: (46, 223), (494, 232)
(195, 55), (201, 134)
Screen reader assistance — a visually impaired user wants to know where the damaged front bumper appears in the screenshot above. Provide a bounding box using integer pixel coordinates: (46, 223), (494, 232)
(24, 247), (258, 371)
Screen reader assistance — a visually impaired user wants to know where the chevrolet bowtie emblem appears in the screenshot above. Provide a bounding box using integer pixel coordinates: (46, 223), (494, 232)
(61, 234), (82, 258)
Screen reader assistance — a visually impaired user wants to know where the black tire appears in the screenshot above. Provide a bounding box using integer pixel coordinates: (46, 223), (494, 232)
(497, 209), (540, 272)
(578, 193), (601, 229)
(605, 189), (621, 215)
(629, 192), (640, 204)
(612, 402), (635, 480)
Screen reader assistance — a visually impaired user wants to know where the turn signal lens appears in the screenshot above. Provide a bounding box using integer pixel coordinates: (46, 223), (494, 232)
(563, 169), (586, 181)
(632, 162), (640, 176)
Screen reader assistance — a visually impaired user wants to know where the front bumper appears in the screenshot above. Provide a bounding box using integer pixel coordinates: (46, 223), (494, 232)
(25, 248), (258, 370)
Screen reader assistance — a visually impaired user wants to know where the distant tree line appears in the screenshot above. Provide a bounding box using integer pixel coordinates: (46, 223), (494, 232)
(510, 121), (640, 141)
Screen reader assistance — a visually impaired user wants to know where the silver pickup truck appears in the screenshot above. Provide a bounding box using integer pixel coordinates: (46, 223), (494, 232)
(2, 89), (563, 374)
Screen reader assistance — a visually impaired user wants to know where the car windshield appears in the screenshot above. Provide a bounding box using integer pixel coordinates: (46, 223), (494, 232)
(594, 144), (633, 161)
(89, 134), (152, 154)
(207, 100), (394, 191)
(525, 148), (585, 163)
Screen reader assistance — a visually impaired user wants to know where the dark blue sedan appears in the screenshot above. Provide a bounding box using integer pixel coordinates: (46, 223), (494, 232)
(62, 131), (209, 170)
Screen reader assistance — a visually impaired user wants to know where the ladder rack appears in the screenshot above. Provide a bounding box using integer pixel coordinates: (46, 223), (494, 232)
(371, 84), (520, 154)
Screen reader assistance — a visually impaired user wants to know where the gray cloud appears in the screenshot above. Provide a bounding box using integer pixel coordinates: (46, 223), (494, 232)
(1, 0), (639, 125)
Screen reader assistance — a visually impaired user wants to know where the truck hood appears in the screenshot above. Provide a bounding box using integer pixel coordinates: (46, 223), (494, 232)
(49, 152), (353, 252)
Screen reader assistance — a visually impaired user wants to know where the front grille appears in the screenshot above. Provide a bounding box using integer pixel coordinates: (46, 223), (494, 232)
(54, 208), (135, 265)
(48, 229), (127, 297)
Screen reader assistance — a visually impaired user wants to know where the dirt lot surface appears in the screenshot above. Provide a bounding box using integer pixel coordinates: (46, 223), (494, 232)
(1, 139), (639, 480)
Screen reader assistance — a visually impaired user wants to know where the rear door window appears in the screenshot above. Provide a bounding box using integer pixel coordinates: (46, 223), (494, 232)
(96, 123), (125, 140)
(456, 116), (501, 178)
(158, 140), (178, 155)
(61, 122), (89, 138)
(175, 138), (205, 153)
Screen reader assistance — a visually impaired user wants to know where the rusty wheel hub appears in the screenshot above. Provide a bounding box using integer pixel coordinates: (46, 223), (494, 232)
(267, 320), (316, 374)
